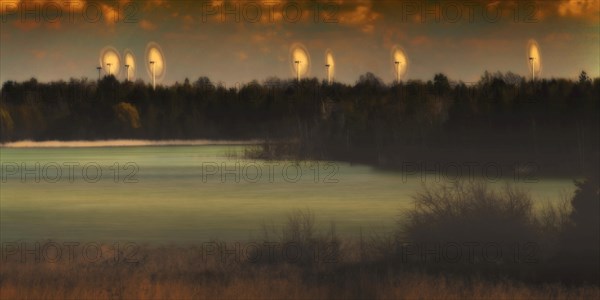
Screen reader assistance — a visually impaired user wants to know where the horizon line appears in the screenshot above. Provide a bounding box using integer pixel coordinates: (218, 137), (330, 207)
(1, 71), (597, 87)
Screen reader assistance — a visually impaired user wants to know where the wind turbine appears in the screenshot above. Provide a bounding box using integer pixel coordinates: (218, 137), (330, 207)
(145, 42), (166, 90)
(527, 40), (541, 82)
(324, 49), (335, 85)
(289, 43), (310, 83)
(123, 49), (136, 82)
(99, 46), (121, 79)
(391, 45), (408, 83)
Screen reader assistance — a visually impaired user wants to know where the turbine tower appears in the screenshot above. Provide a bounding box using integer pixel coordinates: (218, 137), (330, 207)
(150, 61), (156, 89)
(96, 66), (102, 80)
(295, 60), (300, 82)
(529, 57), (535, 81)
(325, 64), (331, 85)
(107, 63), (112, 76)
(125, 64), (130, 82)
(394, 61), (400, 82)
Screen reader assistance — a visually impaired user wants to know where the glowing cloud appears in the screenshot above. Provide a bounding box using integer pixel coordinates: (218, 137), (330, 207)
(99, 46), (121, 77)
(289, 43), (311, 79)
(391, 45), (408, 81)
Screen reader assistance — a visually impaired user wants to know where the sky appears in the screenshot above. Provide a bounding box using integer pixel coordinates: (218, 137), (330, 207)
(1, 0), (599, 85)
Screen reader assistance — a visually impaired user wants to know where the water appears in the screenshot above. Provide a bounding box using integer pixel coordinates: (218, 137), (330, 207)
(0, 145), (575, 243)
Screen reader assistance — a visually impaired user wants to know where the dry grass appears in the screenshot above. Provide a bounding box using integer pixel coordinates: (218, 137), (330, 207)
(1, 244), (598, 300)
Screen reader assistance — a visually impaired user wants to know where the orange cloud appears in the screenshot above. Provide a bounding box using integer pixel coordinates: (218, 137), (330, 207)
(251, 31), (278, 43)
(544, 32), (573, 43)
(557, 0), (599, 21)
(30, 49), (46, 59)
(410, 35), (432, 47)
(235, 51), (248, 61)
(1, 0), (86, 15)
(139, 19), (157, 30)
(201, 0), (282, 24)
(2, 0), (94, 31)
(100, 3), (119, 25)
(46, 19), (61, 30)
(0, 0), (19, 14)
(12, 19), (40, 31)
(371, 0), (598, 24)
(336, 1), (381, 33)
(182, 14), (194, 30)
(143, 0), (170, 10)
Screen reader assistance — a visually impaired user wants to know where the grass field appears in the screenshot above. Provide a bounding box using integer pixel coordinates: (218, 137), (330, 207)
(2, 182), (597, 299)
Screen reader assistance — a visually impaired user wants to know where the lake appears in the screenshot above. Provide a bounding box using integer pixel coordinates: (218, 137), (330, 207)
(0, 143), (576, 243)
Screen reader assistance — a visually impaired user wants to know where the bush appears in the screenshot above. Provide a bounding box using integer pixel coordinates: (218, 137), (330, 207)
(256, 209), (341, 268)
(567, 175), (600, 253)
(399, 181), (540, 264)
(552, 175), (600, 283)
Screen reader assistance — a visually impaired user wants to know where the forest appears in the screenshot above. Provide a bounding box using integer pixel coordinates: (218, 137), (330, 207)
(1, 71), (598, 176)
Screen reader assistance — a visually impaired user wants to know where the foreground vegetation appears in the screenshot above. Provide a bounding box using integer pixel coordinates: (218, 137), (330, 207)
(2, 179), (598, 299)
(2, 257), (598, 300)
(1, 71), (597, 298)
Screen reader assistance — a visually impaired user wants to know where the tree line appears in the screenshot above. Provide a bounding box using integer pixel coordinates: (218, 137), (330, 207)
(1, 71), (598, 175)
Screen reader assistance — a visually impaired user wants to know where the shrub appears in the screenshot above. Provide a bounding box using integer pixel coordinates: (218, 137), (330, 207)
(256, 209), (341, 268)
(399, 181), (540, 264)
(0, 105), (14, 141)
(114, 102), (141, 129)
(553, 175), (600, 283)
